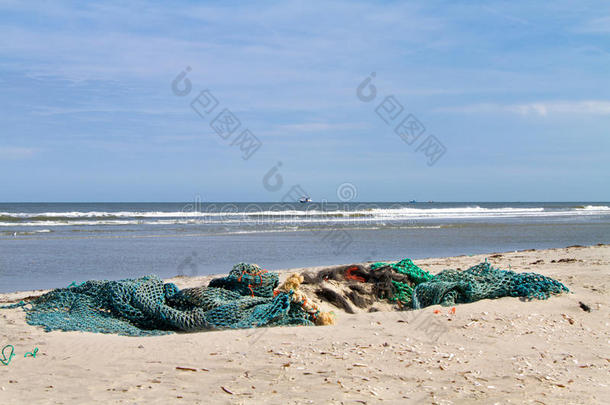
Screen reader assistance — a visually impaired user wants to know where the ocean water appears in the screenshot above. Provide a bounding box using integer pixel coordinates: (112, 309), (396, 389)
(1, 202), (609, 292)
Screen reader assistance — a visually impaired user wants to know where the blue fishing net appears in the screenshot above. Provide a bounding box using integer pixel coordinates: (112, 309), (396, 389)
(412, 260), (569, 309)
(8, 263), (313, 336)
(2, 259), (570, 335)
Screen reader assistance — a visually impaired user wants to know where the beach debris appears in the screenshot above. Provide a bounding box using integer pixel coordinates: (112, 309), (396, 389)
(175, 366), (198, 372)
(24, 347), (38, 358)
(277, 273), (334, 325)
(578, 301), (591, 312)
(345, 266), (366, 283)
(412, 261), (569, 309)
(530, 259), (544, 265)
(303, 259), (433, 309)
(1, 344), (15, 366)
(304, 258), (569, 314)
(221, 386), (234, 395)
(11, 263), (330, 336)
(551, 258), (578, 263)
(347, 288), (370, 308)
(315, 287), (355, 314)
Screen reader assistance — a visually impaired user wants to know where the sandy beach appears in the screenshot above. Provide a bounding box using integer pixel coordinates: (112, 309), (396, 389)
(1, 244), (608, 404)
(3, 1), (609, 403)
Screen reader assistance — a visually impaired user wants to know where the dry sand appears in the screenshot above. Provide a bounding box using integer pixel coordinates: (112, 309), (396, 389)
(1, 245), (609, 404)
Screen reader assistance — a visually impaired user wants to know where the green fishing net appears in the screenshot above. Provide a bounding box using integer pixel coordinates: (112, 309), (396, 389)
(7, 263), (314, 336)
(208, 262), (279, 297)
(2, 259), (570, 335)
(370, 259), (434, 307)
(368, 258), (568, 309)
(412, 260), (570, 309)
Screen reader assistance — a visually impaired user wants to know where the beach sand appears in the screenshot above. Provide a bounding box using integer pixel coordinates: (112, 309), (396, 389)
(1, 245), (609, 404)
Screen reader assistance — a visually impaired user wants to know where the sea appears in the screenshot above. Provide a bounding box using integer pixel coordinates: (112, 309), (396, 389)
(1, 202), (609, 292)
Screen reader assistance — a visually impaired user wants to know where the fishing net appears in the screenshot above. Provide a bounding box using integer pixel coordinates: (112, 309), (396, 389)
(208, 262), (279, 297)
(2, 258), (569, 335)
(369, 259), (434, 307)
(412, 260), (570, 309)
(299, 260), (434, 312)
(9, 263), (316, 336)
(302, 258), (568, 311)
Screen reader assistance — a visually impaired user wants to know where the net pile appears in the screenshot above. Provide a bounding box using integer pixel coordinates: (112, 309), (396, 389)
(369, 259), (434, 307)
(16, 263), (317, 336)
(303, 258), (568, 312)
(412, 260), (570, 309)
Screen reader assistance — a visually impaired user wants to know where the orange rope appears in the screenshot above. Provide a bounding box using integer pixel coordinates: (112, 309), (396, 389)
(238, 268), (269, 297)
(345, 266), (366, 283)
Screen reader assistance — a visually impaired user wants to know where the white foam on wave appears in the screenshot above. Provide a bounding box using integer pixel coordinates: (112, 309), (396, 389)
(1, 204), (609, 227)
(1, 229), (53, 234)
(576, 205), (610, 211)
(0, 206), (553, 219)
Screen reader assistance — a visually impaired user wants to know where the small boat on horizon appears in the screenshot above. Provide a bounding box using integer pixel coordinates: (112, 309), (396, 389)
(299, 196), (312, 203)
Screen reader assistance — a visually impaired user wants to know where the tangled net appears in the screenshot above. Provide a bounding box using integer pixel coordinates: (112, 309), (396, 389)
(2, 258), (569, 335)
(302, 258), (569, 312)
(370, 259), (434, 307)
(412, 260), (570, 309)
(9, 263), (329, 336)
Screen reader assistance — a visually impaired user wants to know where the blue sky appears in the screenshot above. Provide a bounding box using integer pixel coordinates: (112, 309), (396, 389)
(1, 0), (609, 202)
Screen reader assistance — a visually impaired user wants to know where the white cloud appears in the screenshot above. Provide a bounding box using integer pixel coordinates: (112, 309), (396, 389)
(0, 147), (38, 159)
(437, 100), (610, 116)
(275, 122), (368, 132)
(31, 106), (186, 116)
(576, 16), (610, 34)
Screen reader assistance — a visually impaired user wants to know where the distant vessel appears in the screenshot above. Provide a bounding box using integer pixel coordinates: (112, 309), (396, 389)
(299, 197), (312, 203)
(409, 200), (416, 204)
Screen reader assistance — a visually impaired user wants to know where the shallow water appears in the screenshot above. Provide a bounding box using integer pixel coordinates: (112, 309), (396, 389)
(1, 202), (609, 292)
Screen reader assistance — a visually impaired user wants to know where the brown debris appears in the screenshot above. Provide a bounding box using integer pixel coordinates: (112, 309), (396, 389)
(175, 367), (198, 372)
(315, 287), (355, 314)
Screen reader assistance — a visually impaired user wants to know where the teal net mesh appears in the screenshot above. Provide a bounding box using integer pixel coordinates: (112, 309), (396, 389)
(12, 263), (314, 336)
(412, 260), (569, 309)
(1, 259), (570, 335)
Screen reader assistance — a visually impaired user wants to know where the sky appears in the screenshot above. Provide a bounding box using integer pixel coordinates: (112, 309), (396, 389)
(1, 0), (609, 202)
